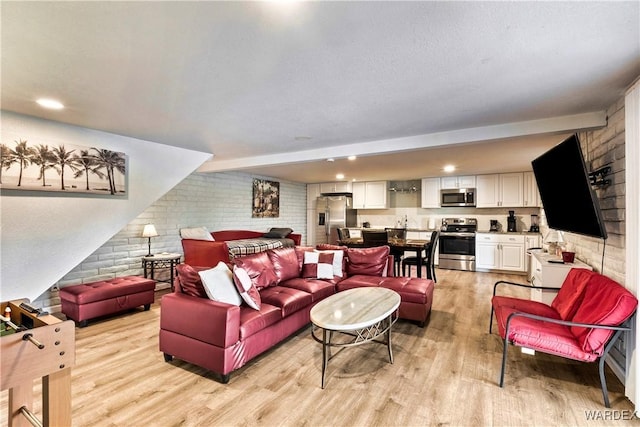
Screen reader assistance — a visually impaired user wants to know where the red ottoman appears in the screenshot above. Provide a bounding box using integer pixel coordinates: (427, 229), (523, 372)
(60, 276), (156, 327)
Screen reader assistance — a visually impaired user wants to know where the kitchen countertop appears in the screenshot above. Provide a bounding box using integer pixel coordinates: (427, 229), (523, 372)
(476, 230), (541, 235)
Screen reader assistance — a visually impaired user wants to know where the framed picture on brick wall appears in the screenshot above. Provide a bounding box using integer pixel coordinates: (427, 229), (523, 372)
(252, 179), (279, 218)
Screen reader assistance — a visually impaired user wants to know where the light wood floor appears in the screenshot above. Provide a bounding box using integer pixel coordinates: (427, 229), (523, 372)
(2, 269), (638, 426)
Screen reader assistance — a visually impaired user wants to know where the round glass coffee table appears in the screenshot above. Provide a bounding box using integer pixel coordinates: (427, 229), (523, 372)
(310, 287), (400, 388)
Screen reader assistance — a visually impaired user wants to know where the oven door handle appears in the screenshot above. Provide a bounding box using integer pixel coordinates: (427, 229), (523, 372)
(440, 232), (476, 238)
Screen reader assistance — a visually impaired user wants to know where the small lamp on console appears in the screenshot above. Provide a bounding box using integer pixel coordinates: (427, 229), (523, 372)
(142, 224), (158, 256)
(544, 229), (565, 256)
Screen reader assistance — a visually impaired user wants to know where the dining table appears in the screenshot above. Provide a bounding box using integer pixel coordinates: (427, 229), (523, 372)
(338, 237), (431, 278)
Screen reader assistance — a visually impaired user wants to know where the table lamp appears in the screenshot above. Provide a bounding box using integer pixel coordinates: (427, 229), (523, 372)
(544, 229), (564, 255)
(142, 224), (158, 256)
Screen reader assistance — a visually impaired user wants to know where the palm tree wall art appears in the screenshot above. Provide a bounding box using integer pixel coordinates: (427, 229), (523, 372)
(0, 139), (126, 196)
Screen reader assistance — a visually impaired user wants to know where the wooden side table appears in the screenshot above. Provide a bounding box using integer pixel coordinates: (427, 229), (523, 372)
(142, 253), (181, 289)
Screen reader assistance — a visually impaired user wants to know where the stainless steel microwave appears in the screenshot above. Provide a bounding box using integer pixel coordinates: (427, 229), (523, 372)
(441, 188), (476, 207)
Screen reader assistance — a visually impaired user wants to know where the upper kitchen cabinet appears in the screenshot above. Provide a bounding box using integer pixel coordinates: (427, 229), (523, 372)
(523, 171), (540, 207)
(476, 173), (524, 208)
(440, 175), (476, 189)
(421, 177), (440, 208)
(352, 181), (388, 209)
(307, 183), (321, 209)
(319, 181), (352, 194)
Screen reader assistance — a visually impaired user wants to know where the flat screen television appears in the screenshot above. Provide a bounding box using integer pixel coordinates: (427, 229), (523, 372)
(531, 134), (607, 239)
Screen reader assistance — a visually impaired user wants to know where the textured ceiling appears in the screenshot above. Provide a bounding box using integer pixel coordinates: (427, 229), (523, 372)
(2, 1), (639, 183)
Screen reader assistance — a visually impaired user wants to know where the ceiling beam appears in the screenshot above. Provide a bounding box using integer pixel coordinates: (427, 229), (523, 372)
(197, 111), (606, 173)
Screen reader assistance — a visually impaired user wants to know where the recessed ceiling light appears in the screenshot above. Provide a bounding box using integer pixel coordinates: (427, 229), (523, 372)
(443, 164), (456, 173)
(336, 173), (345, 180)
(348, 155), (357, 161)
(36, 98), (64, 110)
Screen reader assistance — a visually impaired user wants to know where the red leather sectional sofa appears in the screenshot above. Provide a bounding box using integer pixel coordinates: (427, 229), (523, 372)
(159, 245), (435, 383)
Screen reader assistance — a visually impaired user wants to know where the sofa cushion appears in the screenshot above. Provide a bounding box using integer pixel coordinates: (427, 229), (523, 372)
(505, 316), (598, 362)
(175, 264), (208, 298)
(302, 251), (335, 279)
(180, 226), (214, 241)
(551, 268), (592, 320)
(233, 251), (278, 289)
(268, 247), (301, 283)
(570, 274), (638, 354)
(492, 296), (561, 339)
(278, 277), (336, 302)
(260, 286), (313, 317)
(346, 246), (390, 276)
(232, 266), (262, 310)
(198, 261), (242, 306)
(263, 227), (293, 238)
(239, 303), (282, 340)
(336, 275), (383, 292)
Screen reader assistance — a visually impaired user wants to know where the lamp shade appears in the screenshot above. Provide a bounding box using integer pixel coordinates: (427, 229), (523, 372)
(142, 224), (158, 238)
(544, 229), (564, 243)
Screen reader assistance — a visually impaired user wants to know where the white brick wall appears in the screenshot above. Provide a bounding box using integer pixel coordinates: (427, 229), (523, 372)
(38, 171), (307, 312)
(567, 96), (626, 283)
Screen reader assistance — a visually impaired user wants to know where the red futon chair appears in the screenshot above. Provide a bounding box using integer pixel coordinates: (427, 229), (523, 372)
(490, 268), (637, 407)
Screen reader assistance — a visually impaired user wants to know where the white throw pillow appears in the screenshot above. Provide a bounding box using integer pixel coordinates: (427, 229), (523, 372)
(232, 265), (262, 310)
(198, 261), (242, 306)
(315, 249), (344, 277)
(302, 251), (335, 280)
(180, 226), (214, 241)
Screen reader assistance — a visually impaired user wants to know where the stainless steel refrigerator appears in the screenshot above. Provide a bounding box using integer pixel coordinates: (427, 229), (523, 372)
(316, 194), (357, 245)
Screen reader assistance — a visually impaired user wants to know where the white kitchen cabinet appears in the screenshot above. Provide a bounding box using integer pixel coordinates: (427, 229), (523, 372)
(476, 233), (525, 272)
(319, 181), (352, 194)
(525, 234), (541, 250)
(307, 183), (321, 209)
(530, 251), (592, 304)
(421, 177), (440, 208)
(352, 181), (388, 209)
(476, 173), (524, 208)
(523, 171), (540, 207)
(440, 175), (476, 189)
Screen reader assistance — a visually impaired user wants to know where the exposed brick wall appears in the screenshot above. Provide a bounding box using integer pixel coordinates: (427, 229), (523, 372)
(38, 171), (307, 312)
(569, 96), (626, 283)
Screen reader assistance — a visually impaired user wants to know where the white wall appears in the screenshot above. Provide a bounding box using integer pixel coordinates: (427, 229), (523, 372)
(0, 112), (211, 302)
(37, 170), (307, 311)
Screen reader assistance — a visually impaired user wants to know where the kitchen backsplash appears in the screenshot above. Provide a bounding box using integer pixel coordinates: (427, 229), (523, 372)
(357, 206), (541, 232)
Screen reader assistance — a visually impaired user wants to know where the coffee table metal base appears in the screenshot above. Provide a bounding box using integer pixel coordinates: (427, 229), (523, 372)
(311, 314), (397, 389)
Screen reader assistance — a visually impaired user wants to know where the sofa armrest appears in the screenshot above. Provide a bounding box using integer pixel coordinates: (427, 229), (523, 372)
(181, 239), (230, 268)
(160, 292), (240, 348)
(289, 233), (302, 246)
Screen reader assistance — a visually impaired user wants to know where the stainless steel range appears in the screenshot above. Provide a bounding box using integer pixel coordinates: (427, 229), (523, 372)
(439, 218), (477, 271)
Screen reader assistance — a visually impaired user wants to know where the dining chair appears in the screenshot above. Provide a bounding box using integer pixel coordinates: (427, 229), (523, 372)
(385, 227), (407, 276)
(361, 230), (389, 247)
(402, 230), (439, 281)
(336, 228), (348, 243)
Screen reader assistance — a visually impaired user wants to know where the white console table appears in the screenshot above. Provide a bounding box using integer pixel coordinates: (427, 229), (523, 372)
(530, 250), (592, 304)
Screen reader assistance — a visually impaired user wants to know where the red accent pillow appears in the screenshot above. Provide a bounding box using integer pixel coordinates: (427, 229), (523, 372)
(302, 251), (335, 279)
(551, 268), (591, 320)
(268, 247), (300, 283)
(233, 252), (278, 289)
(346, 246), (390, 276)
(232, 266), (261, 310)
(175, 264), (208, 298)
